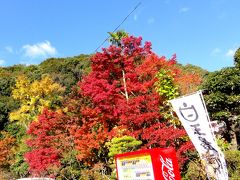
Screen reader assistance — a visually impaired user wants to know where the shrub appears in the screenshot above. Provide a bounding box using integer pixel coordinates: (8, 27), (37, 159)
(225, 150), (240, 179)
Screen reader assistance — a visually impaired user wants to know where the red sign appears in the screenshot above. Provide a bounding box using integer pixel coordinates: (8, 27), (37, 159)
(115, 148), (181, 180)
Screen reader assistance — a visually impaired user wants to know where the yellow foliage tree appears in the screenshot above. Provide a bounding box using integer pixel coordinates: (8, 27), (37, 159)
(10, 75), (64, 127)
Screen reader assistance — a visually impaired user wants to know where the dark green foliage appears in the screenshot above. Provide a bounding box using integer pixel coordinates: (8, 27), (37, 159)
(0, 64), (41, 81)
(0, 72), (20, 129)
(0, 54), (90, 128)
(0, 77), (15, 97)
(39, 54), (91, 94)
(0, 64), (26, 75)
(224, 150), (240, 179)
(3, 122), (26, 142)
(234, 48), (240, 68)
(201, 67), (240, 148)
(203, 67), (239, 94)
(56, 150), (82, 179)
(0, 97), (19, 130)
(23, 65), (42, 81)
(176, 63), (208, 77)
(10, 143), (29, 178)
(183, 160), (207, 180)
(0, 65), (41, 129)
(0, 54), (91, 95)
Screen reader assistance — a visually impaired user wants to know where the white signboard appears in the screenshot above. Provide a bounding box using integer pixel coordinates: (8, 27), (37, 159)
(170, 91), (228, 180)
(116, 154), (155, 180)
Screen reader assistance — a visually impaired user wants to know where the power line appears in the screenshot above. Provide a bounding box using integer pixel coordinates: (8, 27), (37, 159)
(94, 2), (142, 53)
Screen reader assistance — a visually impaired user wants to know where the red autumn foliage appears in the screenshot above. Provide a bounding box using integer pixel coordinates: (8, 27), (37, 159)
(74, 35), (193, 165)
(26, 109), (69, 150)
(25, 109), (72, 176)
(175, 72), (203, 95)
(73, 107), (109, 162)
(24, 148), (60, 176)
(24, 35), (196, 174)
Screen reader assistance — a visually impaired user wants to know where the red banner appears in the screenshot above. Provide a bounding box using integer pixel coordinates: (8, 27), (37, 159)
(115, 148), (181, 180)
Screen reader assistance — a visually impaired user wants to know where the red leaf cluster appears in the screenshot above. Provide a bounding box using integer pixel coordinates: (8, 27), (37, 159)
(74, 36), (193, 165)
(25, 109), (72, 176)
(24, 148), (60, 176)
(24, 35), (195, 174)
(27, 109), (70, 150)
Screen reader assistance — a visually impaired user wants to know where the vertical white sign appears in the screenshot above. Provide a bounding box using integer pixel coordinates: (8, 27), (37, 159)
(170, 91), (228, 180)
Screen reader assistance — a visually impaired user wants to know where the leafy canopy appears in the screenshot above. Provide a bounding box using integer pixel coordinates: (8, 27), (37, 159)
(10, 75), (64, 127)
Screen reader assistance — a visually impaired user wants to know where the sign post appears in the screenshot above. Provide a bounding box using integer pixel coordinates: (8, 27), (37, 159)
(170, 91), (228, 180)
(115, 148), (181, 180)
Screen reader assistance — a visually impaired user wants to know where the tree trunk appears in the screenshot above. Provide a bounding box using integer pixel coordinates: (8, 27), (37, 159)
(230, 129), (238, 150)
(122, 70), (129, 102)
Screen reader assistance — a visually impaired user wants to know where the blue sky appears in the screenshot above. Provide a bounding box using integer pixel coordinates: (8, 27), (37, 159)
(0, 0), (240, 71)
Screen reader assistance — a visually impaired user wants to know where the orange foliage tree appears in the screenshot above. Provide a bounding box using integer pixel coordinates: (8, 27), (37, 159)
(0, 132), (15, 167)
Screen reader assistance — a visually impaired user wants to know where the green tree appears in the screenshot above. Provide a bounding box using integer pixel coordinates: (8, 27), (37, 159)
(0, 72), (19, 129)
(224, 150), (240, 179)
(0, 96), (19, 130)
(39, 54), (91, 94)
(106, 136), (142, 158)
(155, 69), (179, 100)
(176, 63), (208, 77)
(108, 30), (129, 47)
(234, 47), (240, 68)
(0, 64), (42, 129)
(105, 136), (142, 179)
(201, 52), (240, 150)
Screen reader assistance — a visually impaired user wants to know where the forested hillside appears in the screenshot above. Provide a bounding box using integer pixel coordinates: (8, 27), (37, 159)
(0, 34), (239, 179)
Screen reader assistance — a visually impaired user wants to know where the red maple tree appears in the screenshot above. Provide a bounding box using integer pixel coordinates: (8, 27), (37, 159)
(25, 109), (72, 176)
(74, 35), (193, 165)
(25, 35), (195, 175)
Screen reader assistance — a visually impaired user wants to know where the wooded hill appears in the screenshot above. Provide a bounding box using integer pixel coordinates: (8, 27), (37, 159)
(0, 33), (239, 179)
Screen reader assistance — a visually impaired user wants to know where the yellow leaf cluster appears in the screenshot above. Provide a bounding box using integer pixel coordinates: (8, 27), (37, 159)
(10, 75), (64, 126)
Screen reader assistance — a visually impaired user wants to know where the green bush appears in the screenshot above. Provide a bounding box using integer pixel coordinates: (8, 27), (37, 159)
(225, 150), (240, 179)
(183, 159), (207, 180)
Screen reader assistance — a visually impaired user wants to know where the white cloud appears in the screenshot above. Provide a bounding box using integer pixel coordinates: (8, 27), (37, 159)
(225, 48), (237, 57)
(22, 41), (57, 58)
(179, 7), (190, 13)
(211, 48), (221, 55)
(5, 46), (14, 53)
(0, 59), (5, 66)
(147, 17), (155, 24)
